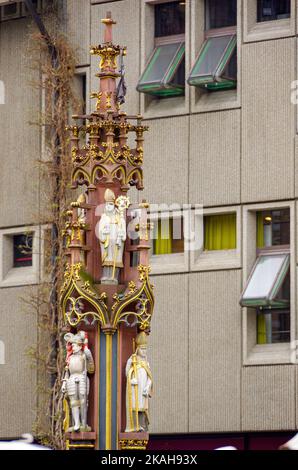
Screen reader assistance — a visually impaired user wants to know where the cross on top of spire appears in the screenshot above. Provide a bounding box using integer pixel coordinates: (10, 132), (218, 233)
(101, 11), (116, 43)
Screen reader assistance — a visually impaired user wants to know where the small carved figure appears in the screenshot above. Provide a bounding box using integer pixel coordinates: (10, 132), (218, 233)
(125, 332), (153, 433)
(62, 331), (94, 432)
(98, 189), (129, 284)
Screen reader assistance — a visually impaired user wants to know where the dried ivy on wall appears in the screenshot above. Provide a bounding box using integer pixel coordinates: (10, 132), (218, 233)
(24, 6), (83, 449)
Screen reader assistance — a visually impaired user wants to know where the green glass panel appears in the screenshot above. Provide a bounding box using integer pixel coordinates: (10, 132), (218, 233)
(137, 43), (185, 96)
(139, 43), (182, 85)
(188, 35), (237, 90)
(190, 35), (233, 78)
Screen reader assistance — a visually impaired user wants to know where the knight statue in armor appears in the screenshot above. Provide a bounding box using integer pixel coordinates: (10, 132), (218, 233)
(62, 331), (95, 432)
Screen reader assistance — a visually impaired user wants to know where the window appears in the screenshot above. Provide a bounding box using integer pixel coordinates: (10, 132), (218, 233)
(148, 209), (189, 274)
(257, 309), (290, 344)
(155, 1), (185, 37)
(256, 209), (290, 248)
(241, 252), (290, 309)
(204, 213), (236, 251)
(152, 217), (184, 255)
(257, 0), (290, 22)
(22, 0), (39, 14)
(190, 207), (241, 272)
(206, 0), (237, 29)
(137, 1), (185, 97)
(3, 3), (17, 16)
(241, 208), (291, 346)
(0, 226), (40, 287)
(13, 233), (33, 268)
(188, 0), (237, 91)
(0, 2), (20, 20)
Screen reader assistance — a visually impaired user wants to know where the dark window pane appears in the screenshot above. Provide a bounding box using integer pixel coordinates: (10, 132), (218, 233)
(13, 234), (33, 268)
(130, 251), (140, 268)
(257, 310), (290, 344)
(206, 0), (237, 29)
(257, 208), (290, 247)
(155, 1), (185, 37)
(225, 49), (237, 80)
(171, 57), (185, 87)
(275, 270), (290, 304)
(3, 3), (18, 15)
(257, 0), (290, 22)
(24, 0), (39, 13)
(152, 217), (184, 255)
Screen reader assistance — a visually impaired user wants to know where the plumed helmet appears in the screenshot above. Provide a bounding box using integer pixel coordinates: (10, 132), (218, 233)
(64, 330), (86, 345)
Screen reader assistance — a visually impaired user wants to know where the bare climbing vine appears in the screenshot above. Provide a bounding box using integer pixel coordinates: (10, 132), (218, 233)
(25, 10), (83, 449)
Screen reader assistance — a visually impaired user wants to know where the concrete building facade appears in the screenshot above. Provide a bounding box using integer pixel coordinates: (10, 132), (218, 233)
(0, 0), (298, 450)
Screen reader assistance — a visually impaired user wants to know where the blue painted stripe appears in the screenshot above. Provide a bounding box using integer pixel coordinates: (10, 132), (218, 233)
(112, 332), (118, 449)
(99, 331), (106, 450)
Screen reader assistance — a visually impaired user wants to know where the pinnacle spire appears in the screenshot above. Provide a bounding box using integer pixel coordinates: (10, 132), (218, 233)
(90, 12), (125, 114)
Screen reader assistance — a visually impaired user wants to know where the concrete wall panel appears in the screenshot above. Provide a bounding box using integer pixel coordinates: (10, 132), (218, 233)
(189, 110), (241, 207)
(0, 287), (37, 438)
(242, 366), (295, 431)
(241, 38), (295, 203)
(148, 274), (189, 434)
(189, 270), (242, 432)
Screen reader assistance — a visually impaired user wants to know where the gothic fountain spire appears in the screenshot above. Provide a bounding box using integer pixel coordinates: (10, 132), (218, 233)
(90, 11), (125, 115)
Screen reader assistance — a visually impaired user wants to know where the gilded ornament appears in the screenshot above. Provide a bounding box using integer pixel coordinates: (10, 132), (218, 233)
(138, 264), (151, 281)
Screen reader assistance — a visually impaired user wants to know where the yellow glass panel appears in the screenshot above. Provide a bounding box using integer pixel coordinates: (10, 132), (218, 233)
(153, 219), (173, 255)
(256, 212), (265, 248)
(257, 314), (267, 344)
(204, 214), (236, 251)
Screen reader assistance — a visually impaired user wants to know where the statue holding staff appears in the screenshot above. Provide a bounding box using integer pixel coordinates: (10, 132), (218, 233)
(125, 332), (153, 433)
(98, 189), (129, 284)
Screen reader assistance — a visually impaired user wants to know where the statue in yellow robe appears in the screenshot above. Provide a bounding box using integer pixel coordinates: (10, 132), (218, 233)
(125, 332), (153, 433)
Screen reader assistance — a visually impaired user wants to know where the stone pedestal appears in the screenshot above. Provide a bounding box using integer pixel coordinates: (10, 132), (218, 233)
(65, 432), (96, 450)
(119, 432), (149, 450)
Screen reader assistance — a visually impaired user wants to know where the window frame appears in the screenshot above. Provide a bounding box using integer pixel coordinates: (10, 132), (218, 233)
(243, 0), (295, 43)
(205, 0), (237, 30)
(137, 39), (186, 97)
(140, 0), (190, 118)
(257, 0), (291, 23)
(240, 248), (290, 309)
(242, 202), (296, 366)
(190, 205), (241, 272)
(0, 1), (21, 21)
(148, 207), (189, 275)
(190, 0), (241, 113)
(188, 0), (237, 92)
(0, 226), (41, 287)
